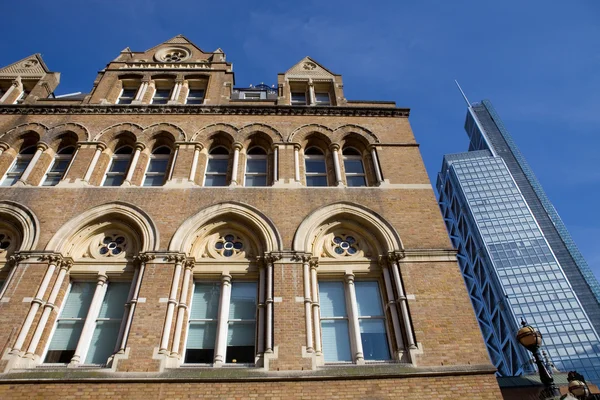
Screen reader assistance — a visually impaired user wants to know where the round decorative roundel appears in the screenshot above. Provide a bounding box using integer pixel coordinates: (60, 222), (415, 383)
(215, 234), (244, 257)
(155, 47), (191, 63)
(99, 235), (127, 256)
(332, 235), (358, 256)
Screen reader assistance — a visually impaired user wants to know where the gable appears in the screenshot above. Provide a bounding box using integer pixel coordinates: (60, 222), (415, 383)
(285, 56), (336, 80)
(0, 54), (49, 80)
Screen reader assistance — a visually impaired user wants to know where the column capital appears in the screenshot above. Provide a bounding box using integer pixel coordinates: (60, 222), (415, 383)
(368, 144), (380, 151)
(0, 141), (9, 152)
(36, 142), (49, 152)
(192, 142), (204, 151)
(309, 257), (319, 269)
(344, 272), (355, 284)
(221, 273), (232, 284)
(134, 253), (155, 266)
(264, 253), (282, 265)
(59, 258), (74, 270)
(292, 142), (302, 151)
(8, 253), (27, 266)
(96, 273), (108, 284)
(387, 251), (405, 264)
(96, 142), (108, 151)
(329, 143), (340, 152)
(184, 259), (195, 269)
(232, 142), (244, 151)
(167, 254), (186, 264)
(40, 254), (62, 265)
(134, 142), (146, 151)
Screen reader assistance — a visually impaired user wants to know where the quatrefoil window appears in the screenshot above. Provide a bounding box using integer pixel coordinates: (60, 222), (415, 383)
(155, 47), (191, 62)
(215, 234), (243, 257)
(0, 233), (11, 252)
(333, 235), (358, 256)
(99, 235), (127, 256)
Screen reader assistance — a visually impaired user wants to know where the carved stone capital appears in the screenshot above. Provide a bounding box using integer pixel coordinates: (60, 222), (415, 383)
(309, 257), (319, 269)
(59, 258), (74, 270)
(134, 253), (156, 265)
(8, 253), (27, 266)
(264, 253), (282, 265)
(40, 254), (62, 265)
(167, 254), (186, 264)
(184, 259), (195, 269)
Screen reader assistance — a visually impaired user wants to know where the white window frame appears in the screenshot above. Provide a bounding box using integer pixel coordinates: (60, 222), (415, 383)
(151, 84), (173, 105)
(14, 90), (29, 104)
(315, 92), (331, 106)
(291, 91), (307, 105)
(304, 147), (328, 187)
(0, 147), (35, 187)
(243, 92), (262, 100)
(185, 88), (205, 104)
(142, 147), (171, 187)
(343, 148), (367, 187)
(41, 147), (75, 186)
(244, 147), (268, 187)
(101, 147), (133, 187)
(203, 147), (230, 187)
(117, 87), (138, 104)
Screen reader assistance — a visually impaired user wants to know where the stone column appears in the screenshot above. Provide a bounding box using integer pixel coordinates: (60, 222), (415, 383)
(369, 145), (384, 185)
(83, 143), (107, 183)
(0, 254), (25, 300)
(272, 144), (279, 183)
(171, 260), (194, 356)
(389, 253), (417, 349)
(159, 255), (185, 354)
(330, 143), (343, 186)
(0, 142), (9, 157)
(213, 274), (232, 366)
(25, 259), (72, 358)
(70, 274), (108, 365)
(168, 80), (183, 104)
(257, 260), (266, 355)
(308, 80), (316, 105)
(293, 143), (301, 182)
(345, 273), (364, 363)
(230, 142), (243, 186)
(60, 144), (81, 183)
(123, 142), (145, 185)
(265, 255), (279, 353)
(0, 77), (22, 104)
(188, 144), (203, 183)
(12, 255), (61, 354)
(309, 258), (322, 355)
(302, 256), (314, 352)
(381, 261), (405, 357)
(166, 143), (180, 182)
(18, 143), (48, 185)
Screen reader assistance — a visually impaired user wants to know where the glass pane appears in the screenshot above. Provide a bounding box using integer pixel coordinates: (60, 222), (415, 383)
(306, 176), (328, 187)
(109, 159), (130, 173)
(187, 321), (217, 349)
(315, 93), (330, 104)
(347, 175), (366, 187)
(227, 321), (255, 346)
(246, 158), (267, 174)
(103, 174), (124, 187)
(355, 281), (384, 316)
(190, 282), (221, 320)
(319, 282), (347, 318)
(206, 158), (228, 173)
(154, 89), (171, 98)
(143, 174), (165, 187)
(305, 159), (326, 173)
(321, 320), (352, 362)
(205, 175), (227, 187)
(245, 175), (267, 187)
(359, 319), (390, 360)
(229, 282), (256, 319)
(1, 175), (19, 187)
(188, 89), (205, 98)
(61, 282), (95, 319)
(118, 98), (133, 105)
(121, 89), (137, 98)
(42, 175), (62, 186)
(147, 159), (169, 173)
(291, 92), (306, 103)
(12, 159), (30, 173)
(344, 159), (365, 174)
(97, 282), (130, 319)
(85, 320), (120, 364)
(47, 320), (84, 351)
(49, 159), (70, 173)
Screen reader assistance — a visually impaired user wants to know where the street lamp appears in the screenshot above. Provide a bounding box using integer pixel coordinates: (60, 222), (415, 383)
(516, 319), (561, 399)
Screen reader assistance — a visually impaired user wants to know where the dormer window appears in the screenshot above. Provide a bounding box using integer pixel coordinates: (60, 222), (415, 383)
(315, 92), (331, 106)
(244, 92), (261, 100)
(291, 92), (307, 105)
(186, 89), (205, 105)
(118, 88), (138, 104)
(152, 88), (172, 105)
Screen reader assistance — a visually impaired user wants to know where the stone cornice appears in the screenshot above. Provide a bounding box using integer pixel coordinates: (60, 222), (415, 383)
(0, 104), (410, 118)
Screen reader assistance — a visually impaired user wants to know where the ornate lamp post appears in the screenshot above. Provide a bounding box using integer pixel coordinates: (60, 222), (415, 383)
(516, 320), (562, 399)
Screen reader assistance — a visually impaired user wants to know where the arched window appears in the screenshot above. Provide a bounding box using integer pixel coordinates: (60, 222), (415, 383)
(204, 146), (229, 187)
(102, 146), (133, 187)
(244, 147), (268, 187)
(1, 146), (36, 187)
(143, 146), (171, 186)
(304, 147), (327, 187)
(42, 146), (75, 186)
(343, 147), (366, 187)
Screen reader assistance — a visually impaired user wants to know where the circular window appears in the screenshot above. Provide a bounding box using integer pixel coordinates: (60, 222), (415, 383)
(215, 234), (244, 257)
(155, 47), (191, 63)
(332, 235), (358, 256)
(99, 235), (127, 256)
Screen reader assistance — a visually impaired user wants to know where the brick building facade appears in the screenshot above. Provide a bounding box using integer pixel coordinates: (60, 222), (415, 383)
(0, 36), (503, 398)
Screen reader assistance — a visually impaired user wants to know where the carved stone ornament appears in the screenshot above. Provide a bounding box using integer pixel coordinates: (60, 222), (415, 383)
(303, 62), (317, 71)
(320, 231), (368, 259)
(20, 59), (39, 68)
(154, 47), (191, 63)
(190, 229), (256, 261)
(0, 230), (16, 260)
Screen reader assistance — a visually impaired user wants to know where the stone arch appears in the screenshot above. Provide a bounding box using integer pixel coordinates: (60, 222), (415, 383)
(93, 123), (144, 142)
(0, 123), (47, 148)
(191, 123), (238, 143)
(43, 123), (90, 147)
(170, 202), (282, 258)
(287, 124), (333, 143)
(140, 123), (186, 143)
(332, 124), (380, 144)
(0, 201), (40, 254)
(46, 202), (159, 257)
(238, 123), (283, 142)
(293, 202), (402, 256)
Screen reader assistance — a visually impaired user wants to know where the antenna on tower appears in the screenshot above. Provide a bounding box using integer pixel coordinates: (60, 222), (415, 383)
(455, 80), (471, 107)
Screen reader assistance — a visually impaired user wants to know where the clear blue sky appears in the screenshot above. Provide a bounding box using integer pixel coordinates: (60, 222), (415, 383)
(2, 1), (599, 281)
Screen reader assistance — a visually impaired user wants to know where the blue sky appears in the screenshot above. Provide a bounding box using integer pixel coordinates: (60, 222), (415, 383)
(2, 1), (600, 280)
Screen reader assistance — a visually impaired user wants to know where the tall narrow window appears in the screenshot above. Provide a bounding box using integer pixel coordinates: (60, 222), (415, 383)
(319, 281), (352, 362)
(355, 281), (390, 360)
(204, 147), (229, 187)
(42, 146), (75, 186)
(315, 92), (331, 105)
(185, 280), (257, 364)
(244, 147), (268, 187)
(152, 88), (172, 104)
(186, 88), (205, 104)
(103, 146), (132, 187)
(343, 148), (366, 187)
(117, 87), (138, 104)
(304, 147), (327, 187)
(1, 146), (35, 186)
(143, 146), (171, 186)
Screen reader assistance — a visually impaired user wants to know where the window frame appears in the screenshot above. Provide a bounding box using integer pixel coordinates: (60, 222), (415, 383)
(244, 147), (268, 187)
(185, 88), (205, 105)
(342, 147), (367, 187)
(142, 146), (172, 187)
(101, 146), (133, 187)
(117, 88), (138, 105)
(304, 147), (328, 187)
(0, 146), (35, 187)
(151, 83), (173, 105)
(203, 146), (230, 187)
(41, 146), (75, 186)
(291, 91), (307, 105)
(315, 92), (331, 106)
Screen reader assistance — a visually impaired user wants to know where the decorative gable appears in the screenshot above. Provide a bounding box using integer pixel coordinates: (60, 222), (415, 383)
(0, 54), (49, 80)
(285, 56), (336, 80)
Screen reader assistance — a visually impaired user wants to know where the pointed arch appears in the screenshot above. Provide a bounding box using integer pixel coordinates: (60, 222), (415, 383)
(293, 202), (402, 255)
(288, 124), (333, 143)
(140, 123), (186, 143)
(93, 123), (144, 142)
(45, 201), (159, 254)
(239, 123), (283, 142)
(169, 202), (282, 255)
(43, 123), (90, 145)
(0, 201), (40, 252)
(191, 123), (238, 143)
(332, 124), (379, 144)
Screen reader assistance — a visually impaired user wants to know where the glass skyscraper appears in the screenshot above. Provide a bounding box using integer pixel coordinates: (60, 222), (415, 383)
(437, 99), (600, 382)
